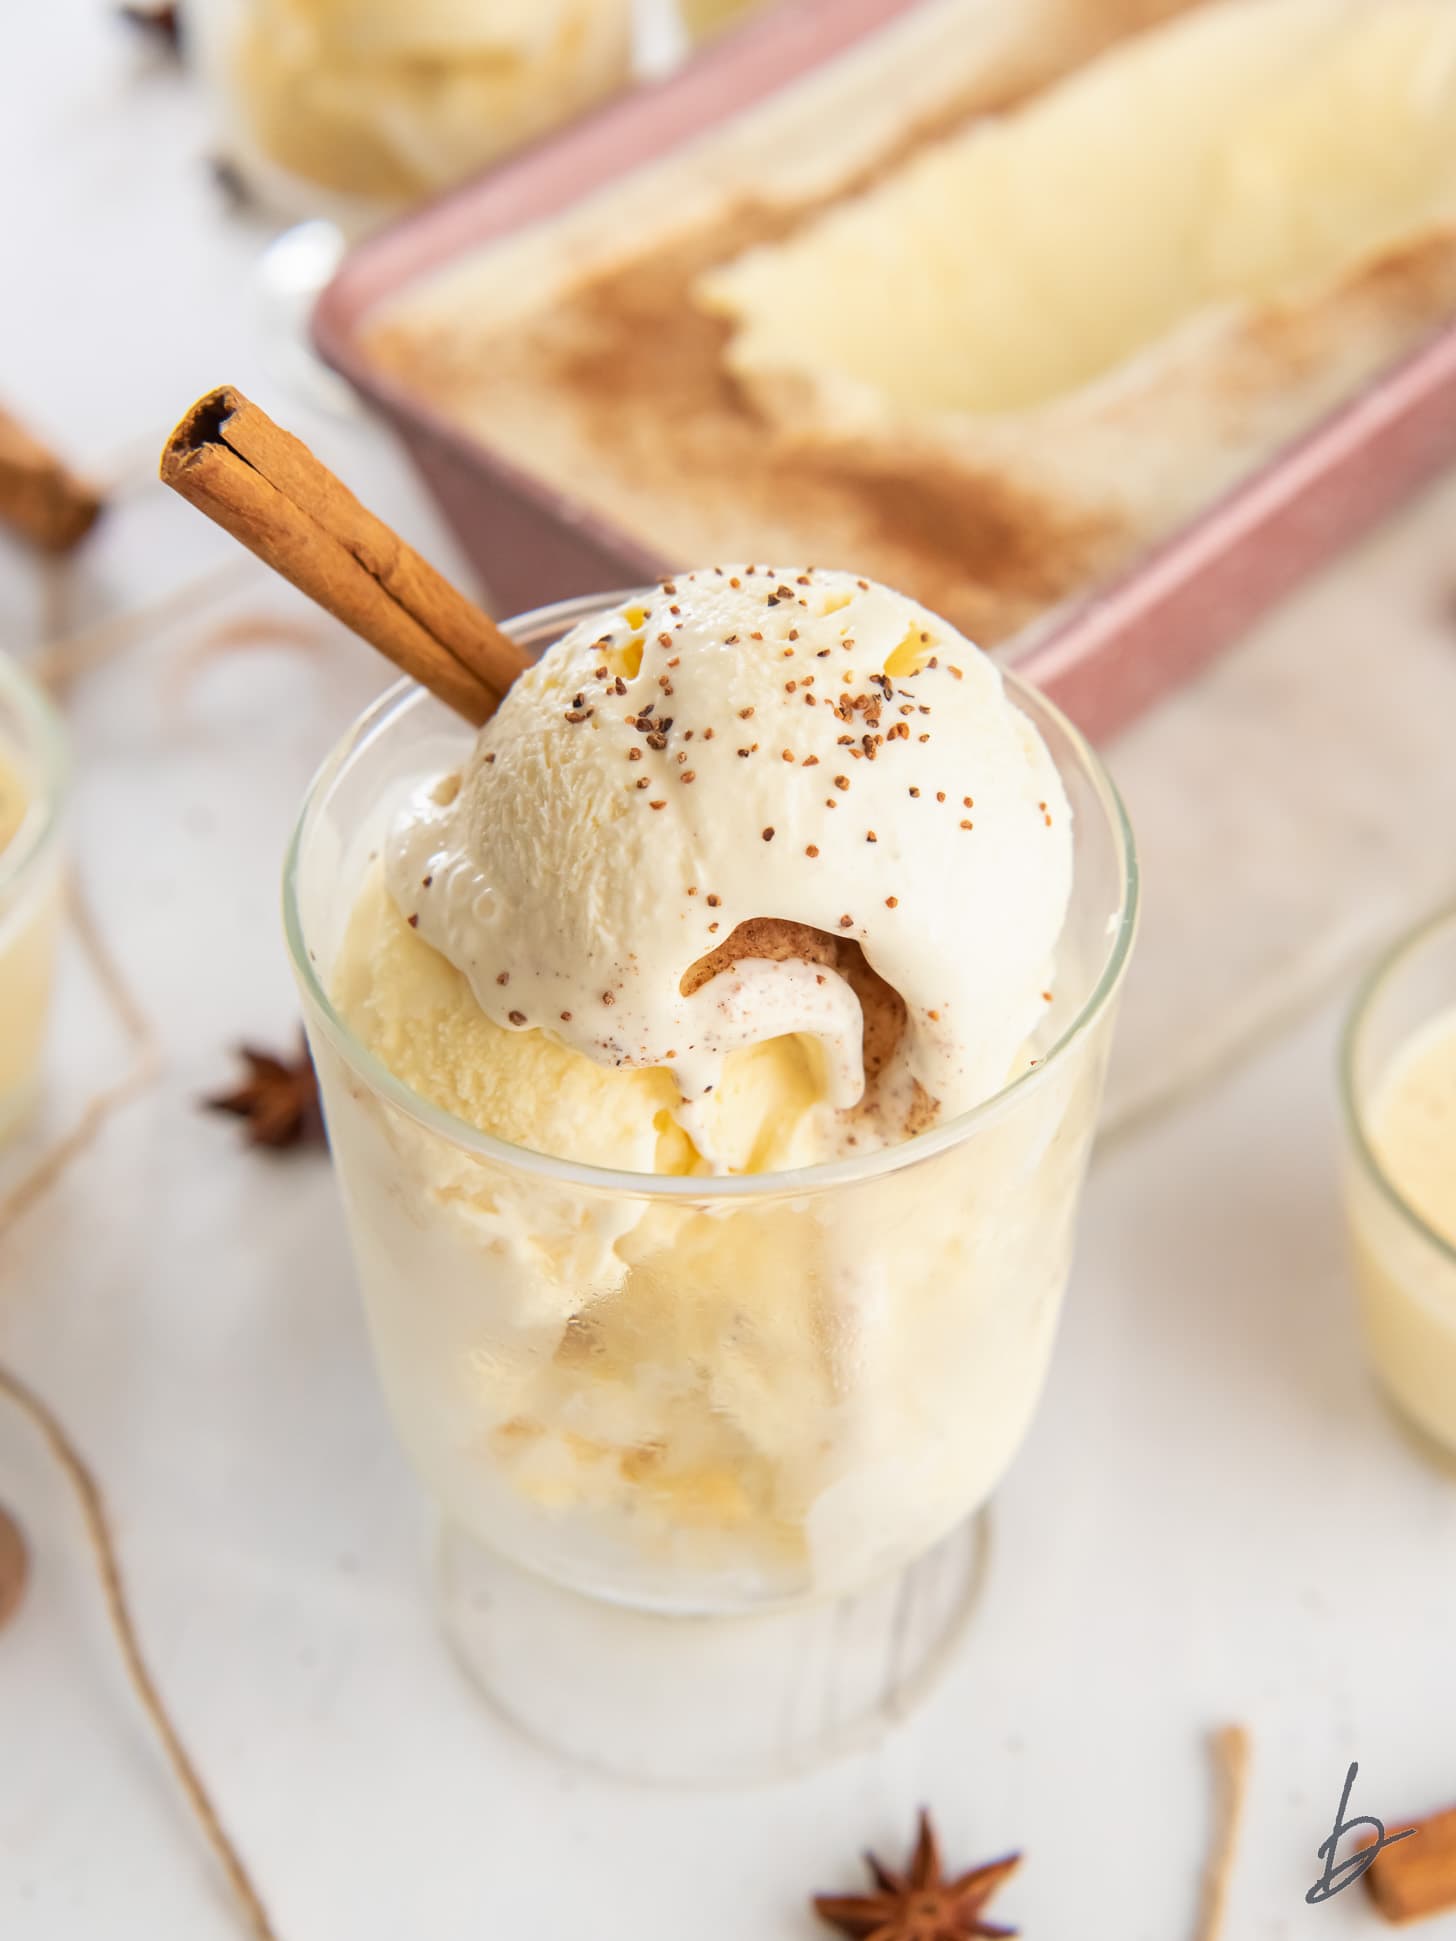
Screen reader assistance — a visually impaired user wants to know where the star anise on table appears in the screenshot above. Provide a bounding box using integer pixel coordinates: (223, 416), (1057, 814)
(205, 1034), (325, 1151)
(116, 4), (182, 52)
(813, 1811), (1021, 1941)
(207, 155), (257, 212)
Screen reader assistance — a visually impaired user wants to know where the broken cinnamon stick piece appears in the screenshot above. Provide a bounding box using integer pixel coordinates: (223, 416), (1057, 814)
(1366, 1805), (1456, 1925)
(0, 407), (103, 552)
(159, 387), (528, 725)
(1194, 1724), (1252, 1941)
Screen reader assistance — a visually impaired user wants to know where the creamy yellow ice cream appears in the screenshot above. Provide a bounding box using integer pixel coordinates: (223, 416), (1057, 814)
(336, 868), (842, 1176)
(1369, 1014), (1456, 1252)
(699, 0), (1456, 420)
(227, 0), (634, 207)
(316, 571), (1115, 1606)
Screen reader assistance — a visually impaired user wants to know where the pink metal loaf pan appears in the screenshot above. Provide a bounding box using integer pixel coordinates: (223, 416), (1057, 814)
(313, 0), (1456, 743)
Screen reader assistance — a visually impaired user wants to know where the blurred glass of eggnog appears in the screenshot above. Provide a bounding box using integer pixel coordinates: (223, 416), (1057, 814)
(1342, 907), (1456, 1460)
(0, 655), (65, 1141)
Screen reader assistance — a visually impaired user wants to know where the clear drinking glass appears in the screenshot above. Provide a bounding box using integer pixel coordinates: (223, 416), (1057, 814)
(188, 0), (639, 226)
(1341, 906), (1456, 1460)
(284, 593), (1138, 1776)
(0, 656), (66, 1143)
(186, 0), (638, 406)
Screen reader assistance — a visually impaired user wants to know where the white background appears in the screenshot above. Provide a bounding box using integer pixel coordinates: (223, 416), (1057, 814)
(2, 7), (1456, 1938)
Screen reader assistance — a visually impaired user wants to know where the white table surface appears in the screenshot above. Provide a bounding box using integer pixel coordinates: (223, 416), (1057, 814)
(3, 8), (1456, 1938)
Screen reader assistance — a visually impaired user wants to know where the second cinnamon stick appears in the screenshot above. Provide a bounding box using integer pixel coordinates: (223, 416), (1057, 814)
(0, 406), (103, 553)
(1366, 1805), (1456, 1924)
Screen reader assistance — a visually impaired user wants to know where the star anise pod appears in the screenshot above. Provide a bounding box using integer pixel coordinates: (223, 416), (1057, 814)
(814, 1810), (1021, 1941)
(205, 1034), (325, 1150)
(117, 4), (182, 52)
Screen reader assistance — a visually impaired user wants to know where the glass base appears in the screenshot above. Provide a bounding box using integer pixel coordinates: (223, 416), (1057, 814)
(435, 1510), (992, 1785)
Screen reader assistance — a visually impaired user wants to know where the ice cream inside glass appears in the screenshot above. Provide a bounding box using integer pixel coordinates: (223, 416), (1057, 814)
(1342, 907), (1456, 1461)
(196, 0), (636, 218)
(286, 570), (1135, 1764)
(0, 656), (65, 1144)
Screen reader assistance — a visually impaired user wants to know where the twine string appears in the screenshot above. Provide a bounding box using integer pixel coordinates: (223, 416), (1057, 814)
(1, 571), (278, 1935)
(0, 1362), (280, 1941)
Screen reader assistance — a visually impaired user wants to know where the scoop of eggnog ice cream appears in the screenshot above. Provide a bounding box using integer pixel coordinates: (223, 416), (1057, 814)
(324, 568), (1095, 1605)
(341, 566), (1071, 1172)
(229, 0), (633, 205)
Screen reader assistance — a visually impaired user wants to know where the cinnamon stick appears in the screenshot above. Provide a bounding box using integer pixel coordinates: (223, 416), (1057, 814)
(0, 406), (103, 552)
(1366, 1805), (1456, 1924)
(1194, 1725), (1251, 1941)
(159, 387), (528, 725)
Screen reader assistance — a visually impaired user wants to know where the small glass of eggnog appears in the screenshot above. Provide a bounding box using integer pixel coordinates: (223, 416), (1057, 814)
(1342, 906), (1456, 1460)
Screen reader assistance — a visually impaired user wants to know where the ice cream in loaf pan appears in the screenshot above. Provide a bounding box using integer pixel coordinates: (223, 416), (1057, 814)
(361, 0), (1456, 650)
